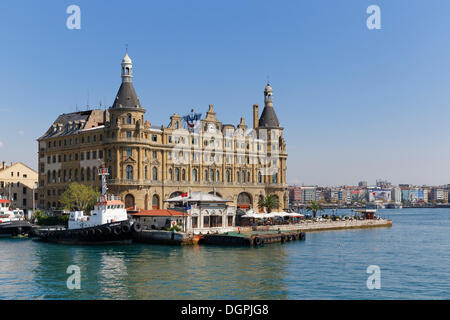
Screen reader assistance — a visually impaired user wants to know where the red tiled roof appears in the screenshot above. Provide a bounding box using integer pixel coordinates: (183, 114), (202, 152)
(132, 209), (190, 217)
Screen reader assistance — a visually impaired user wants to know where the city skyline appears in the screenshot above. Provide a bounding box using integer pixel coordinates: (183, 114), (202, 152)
(2, 1), (450, 186)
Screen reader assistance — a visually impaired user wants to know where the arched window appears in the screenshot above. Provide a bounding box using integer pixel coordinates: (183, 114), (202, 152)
(272, 173), (277, 184)
(127, 113), (132, 124)
(204, 169), (208, 181)
(108, 166), (113, 179)
(182, 169), (186, 181)
(152, 194), (160, 209)
(80, 168), (84, 181)
(47, 171), (51, 183)
(126, 165), (133, 180)
(168, 168), (173, 180)
(193, 168), (198, 182)
(92, 167), (96, 181)
(144, 166), (148, 180)
(247, 172), (251, 183)
(242, 171), (245, 183)
(258, 171), (262, 184)
(86, 168), (91, 181)
(216, 170), (220, 182)
(175, 168), (180, 181)
(226, 170), (230, 183)
(236, 171), (240, 183)
(210, 169), (214, 182)
(152, 167), (158, 180)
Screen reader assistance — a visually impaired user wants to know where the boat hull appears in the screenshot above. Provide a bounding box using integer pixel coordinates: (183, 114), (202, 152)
(34, 220), (133, 245)
(0, 220), (33, 237)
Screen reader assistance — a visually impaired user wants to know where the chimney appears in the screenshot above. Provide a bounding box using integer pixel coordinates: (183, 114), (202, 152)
(253, 104), (259, 129)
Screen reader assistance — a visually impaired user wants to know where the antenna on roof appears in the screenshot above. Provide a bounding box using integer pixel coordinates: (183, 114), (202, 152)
(86, 90), (90, 110)
(125, 43), (128, 53)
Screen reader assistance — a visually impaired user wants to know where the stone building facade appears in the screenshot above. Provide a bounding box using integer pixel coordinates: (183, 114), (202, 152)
(37, 54), (288, 212)
(0, 162), (38, 210)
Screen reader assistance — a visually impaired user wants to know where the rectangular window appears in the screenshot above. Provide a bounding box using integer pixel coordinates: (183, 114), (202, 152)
(86, 151), (90, 160)
(203, 216), (209, 228)
(93, 151), (97, 159)
(152, 151), (157, 159)
(126, 148), (132, 157)
(152, 134), (157, 142)
(99, 150), (103, 159)
(126, 131), (132, 139)
(80, 152), (84, 160)
(192, 217), (198, 229)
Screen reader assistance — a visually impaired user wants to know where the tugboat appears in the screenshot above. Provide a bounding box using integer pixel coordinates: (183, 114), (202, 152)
(0, 197), (32, 237)
(35, 166), (140, 244)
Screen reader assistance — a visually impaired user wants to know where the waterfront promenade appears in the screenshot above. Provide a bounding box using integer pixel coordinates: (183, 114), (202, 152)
(240, 218), (392, 233)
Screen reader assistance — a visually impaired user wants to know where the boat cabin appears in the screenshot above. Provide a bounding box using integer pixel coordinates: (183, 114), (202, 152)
(68, 196), (128, 229)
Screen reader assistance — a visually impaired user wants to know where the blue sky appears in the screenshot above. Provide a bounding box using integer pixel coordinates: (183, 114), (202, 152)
(1, 0), (450, 186)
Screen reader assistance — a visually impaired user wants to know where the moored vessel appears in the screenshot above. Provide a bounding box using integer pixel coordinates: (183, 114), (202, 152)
(0, 197), (32, 237)
(35, 166), (139, 244)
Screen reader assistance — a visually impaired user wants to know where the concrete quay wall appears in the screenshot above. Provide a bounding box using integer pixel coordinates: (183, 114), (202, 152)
(241, 219), (392, 233)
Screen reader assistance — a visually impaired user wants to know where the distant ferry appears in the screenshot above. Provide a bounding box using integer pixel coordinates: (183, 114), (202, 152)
(35, 166), (140, 244)
(385, 203), (403, 209)
(0, 197), (32, 237)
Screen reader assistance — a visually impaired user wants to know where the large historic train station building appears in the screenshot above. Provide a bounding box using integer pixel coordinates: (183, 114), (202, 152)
(37, 54), (288, 212)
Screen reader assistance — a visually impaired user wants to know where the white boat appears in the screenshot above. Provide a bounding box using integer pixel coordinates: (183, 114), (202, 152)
(0, 197), (32, 237)
(35, 165), (140, 244)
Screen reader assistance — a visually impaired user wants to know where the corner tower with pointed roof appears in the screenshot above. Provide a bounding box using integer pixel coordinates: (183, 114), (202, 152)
(107, 53), (146, 129)
(259, 83), (281, 128)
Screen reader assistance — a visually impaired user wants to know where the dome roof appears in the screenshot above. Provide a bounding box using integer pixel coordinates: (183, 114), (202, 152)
(122, 53), (132, 64)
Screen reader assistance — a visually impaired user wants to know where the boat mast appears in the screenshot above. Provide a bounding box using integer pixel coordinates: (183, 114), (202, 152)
(98, 164), (109, 202)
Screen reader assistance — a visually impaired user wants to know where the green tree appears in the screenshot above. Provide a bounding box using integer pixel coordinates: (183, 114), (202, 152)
(306, 201), (324, 218)
(258, 194), (280, 213)
(60, 182), (101, 213)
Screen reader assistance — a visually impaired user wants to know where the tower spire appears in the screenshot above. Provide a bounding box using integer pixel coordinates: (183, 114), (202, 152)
(121, 51), (133, 83)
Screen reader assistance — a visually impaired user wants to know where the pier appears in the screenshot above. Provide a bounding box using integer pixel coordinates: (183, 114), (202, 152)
(243, 218), (393, 233)
(199, 230), (306, 246)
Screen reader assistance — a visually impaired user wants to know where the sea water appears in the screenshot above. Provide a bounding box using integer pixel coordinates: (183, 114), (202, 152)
(0, 208), (449, 299)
